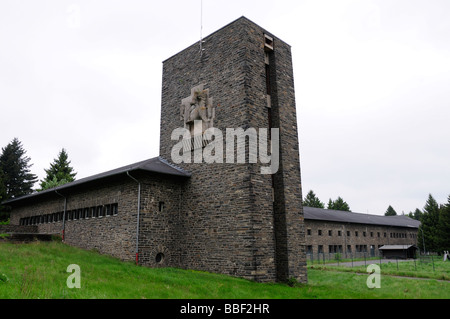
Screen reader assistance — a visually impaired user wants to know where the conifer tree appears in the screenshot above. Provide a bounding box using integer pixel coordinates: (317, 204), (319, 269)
(303, 190), (325, 208)
(385, 205), (397, 216)
(0, 169), (8, 221)
(418, 194), (440, 253)
(327, 196), (351, 212)
(0, 138), (37, 199)
(408, 208), (423, 221)
(39, 148), (76, 191)
(437, 195), (450, 253)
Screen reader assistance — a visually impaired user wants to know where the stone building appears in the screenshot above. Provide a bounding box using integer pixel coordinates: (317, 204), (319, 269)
(3, 17), (306, 283)
(304, 207), (420, 258)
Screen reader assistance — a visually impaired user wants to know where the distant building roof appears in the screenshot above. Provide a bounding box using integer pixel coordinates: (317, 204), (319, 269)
(379, 245), (417, 250)
(303, 206), (420, 229)
(3, 157), (191, 206)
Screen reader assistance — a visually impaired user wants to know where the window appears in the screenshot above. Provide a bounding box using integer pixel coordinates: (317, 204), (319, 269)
(97, 206), (104, 218)
(318, 245), (323, 254)
(264, 34), (274, 52)
(84, 208), (89, 219)
(338, 230), (342, 236)
(91, 207), (96, 218)
(111, 203), (118, 216)
(318, 229), (322, 236)
(347, 231), (350, 237)
(347, 245), (352, 253)
(307, 229), (311, 236)
(355, 231), (359, 237)
(307, 245), (313, 254)
(328, 230), (332, 236)
(377, 232), (380, 238)
(158, 201), (165, 213)
(105, 204), (111, 216)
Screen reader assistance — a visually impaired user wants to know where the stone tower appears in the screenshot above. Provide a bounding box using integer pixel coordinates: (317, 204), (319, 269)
(159, 17), (306, 283)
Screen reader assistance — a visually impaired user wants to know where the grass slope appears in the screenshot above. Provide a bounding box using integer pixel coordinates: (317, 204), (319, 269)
(0, 241), (449, 299)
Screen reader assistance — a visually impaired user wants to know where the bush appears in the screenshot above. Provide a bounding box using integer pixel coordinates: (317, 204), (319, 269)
(0, 219), (10, 225)
(287, 277), (298, 287)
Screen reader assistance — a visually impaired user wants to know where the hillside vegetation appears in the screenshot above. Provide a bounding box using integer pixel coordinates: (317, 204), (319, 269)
(0, 241), (448, 299)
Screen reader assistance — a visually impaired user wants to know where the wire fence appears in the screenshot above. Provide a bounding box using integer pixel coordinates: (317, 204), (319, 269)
(307, 252), (449, 277)
(307, 252), (382, 266)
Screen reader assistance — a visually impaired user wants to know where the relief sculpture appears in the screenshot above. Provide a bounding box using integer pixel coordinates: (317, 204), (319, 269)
(180, 84), (215, 135)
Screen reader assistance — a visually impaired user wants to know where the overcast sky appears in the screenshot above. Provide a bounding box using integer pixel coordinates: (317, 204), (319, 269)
(1, 0), (449, 215)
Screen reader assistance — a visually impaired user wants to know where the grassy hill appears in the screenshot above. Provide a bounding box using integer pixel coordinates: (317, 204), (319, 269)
(0, 241), (449, 299)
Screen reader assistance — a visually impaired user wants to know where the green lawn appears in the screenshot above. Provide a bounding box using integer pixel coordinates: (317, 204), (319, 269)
(0, 241), (449, 299)
(311, 258), (450, 281)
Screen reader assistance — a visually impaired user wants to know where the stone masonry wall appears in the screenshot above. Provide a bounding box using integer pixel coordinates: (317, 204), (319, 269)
(305, 219), (419, 256)
(159, 17), (306, 282)
(0, 224), (38, 234)
(9, 173), (186, 263)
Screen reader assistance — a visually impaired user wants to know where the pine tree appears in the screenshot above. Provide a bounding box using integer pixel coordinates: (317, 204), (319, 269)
(0, 138), (37, 199)
(418, 194), (440, 253)
(39, 148), (76, 191)
(327, 196), (351, 212)
(303, 190), (325, 208)
(0, 169), (8, 222)
(385, 205), (397, 216)
(437, 195), (450, 253)
(409, 208), (423, 221)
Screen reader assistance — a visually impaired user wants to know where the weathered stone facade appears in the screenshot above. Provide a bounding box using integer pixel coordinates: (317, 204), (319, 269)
(303, 207), (420, 257)
(9, 171), (186, 263)
(159, 17), (305, 282)
(4, 17), (306, 283)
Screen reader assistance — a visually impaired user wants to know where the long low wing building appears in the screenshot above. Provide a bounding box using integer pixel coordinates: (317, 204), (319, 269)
(303, 206), (421, 258)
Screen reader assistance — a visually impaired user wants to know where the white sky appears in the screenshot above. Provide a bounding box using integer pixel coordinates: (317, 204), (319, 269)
(1, 0), (449, 215)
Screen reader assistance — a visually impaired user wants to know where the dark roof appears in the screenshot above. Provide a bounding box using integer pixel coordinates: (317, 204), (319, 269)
(303, 206), (420, 229)
(3, 157), (191, 205)
(379, 245), (417, 250)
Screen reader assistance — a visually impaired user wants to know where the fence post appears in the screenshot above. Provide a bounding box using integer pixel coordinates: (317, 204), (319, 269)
(431, 255), (435, 272)
(379, 253), (382, 269)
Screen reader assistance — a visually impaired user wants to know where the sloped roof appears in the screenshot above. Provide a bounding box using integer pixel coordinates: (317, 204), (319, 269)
(303, 206), (420, 229)
(3, 157), (191, 205)
(379, 245), (417, 250)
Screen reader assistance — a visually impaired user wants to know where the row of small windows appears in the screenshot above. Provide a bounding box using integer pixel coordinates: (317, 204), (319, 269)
(19, 203), (119, 226)
(307, 229), (416, 239)
(307, 244), (384, 254)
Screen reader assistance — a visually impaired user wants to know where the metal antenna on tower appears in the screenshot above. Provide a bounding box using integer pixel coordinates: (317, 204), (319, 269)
(200, 0), (205, 55)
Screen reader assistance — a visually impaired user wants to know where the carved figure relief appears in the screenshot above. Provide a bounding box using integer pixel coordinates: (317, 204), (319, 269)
(180, 84), (215, 135)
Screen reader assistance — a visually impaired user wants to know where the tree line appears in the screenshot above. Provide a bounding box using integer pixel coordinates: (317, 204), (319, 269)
(0, 138), (76, 221)
(303, 190), (450, 254)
